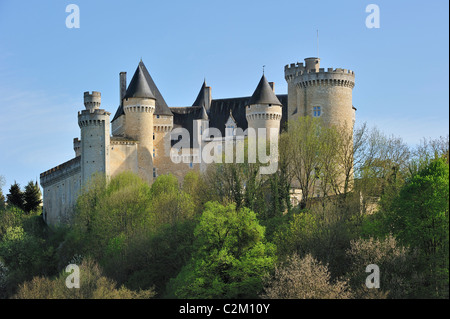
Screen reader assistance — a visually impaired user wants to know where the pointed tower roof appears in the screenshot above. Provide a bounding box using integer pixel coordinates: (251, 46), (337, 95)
(112, 60), (172, 122)
(138, 61), (173, 116)
(248, 74), (282, 106)
(192, 79), (208, 108)
(123, 62), (155, 99)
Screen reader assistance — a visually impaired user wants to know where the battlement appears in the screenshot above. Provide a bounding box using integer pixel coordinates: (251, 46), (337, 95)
(84, 91), (101, 111)
(73, 138), (81, 157)
(285, 60), (355, 89)
(78, 109), (111, 127)
(285, 63), (355, 77)
(40, 156), (81, 187)
(123, 104), (155, 114)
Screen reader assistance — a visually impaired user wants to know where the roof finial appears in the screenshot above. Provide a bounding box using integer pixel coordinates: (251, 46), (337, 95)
(140, 56), (142, 63)
(263, 65), (266, 75)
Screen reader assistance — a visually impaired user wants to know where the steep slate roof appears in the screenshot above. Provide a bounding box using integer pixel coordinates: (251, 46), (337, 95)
(112, 60), (172, 122)
(123, 62), (155, 99)
(248, 74), (283, 106)
(169, 93), (288, 147)
(139, 61), (173, 116)
(192, 79), (208, 108)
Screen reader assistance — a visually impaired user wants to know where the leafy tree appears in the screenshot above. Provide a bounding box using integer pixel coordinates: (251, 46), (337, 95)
(6, 182), (24, 210)
(183, 170), (211, 214)
(68, 172), (153, 261)
(149, 173), (196, 226)
(0, 215), (63, 297)
(366, 158), (449, 298)
(167, 201), (276, 299)
(23, 181), (42, 213)
(108, 220), (197, 296)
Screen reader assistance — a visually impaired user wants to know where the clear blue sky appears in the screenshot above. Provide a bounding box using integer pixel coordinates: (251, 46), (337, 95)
(0, 0), (448, 194)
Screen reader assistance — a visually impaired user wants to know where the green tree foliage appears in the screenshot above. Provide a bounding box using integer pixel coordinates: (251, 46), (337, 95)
(167, 202), (276, 299)
(149, 173), (196, 226)
(69, 172), (153, 260)
(376, 158), (449, 297)
(0, 211), (65, 297)
(62, 172), (198, 297)
(23, 181), (42, 213)
(0, 176), (5, 211)
(6, 182), (24, 210)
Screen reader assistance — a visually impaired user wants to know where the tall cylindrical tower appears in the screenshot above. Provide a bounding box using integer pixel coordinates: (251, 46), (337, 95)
(284, 57), (356, 130)
(78, 91), (111, 185)
(122, 61), (157, 183)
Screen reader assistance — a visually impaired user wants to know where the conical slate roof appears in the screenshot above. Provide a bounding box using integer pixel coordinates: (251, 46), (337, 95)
(139, 61), (173, 116)
(248, 74), (282, 106)
(123, 62), (155, 99)
(112, 60), (173, 122)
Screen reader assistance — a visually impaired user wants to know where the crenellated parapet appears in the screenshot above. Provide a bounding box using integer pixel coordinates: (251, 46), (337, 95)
(84, 91), (101, 111)
(40, 156), (81, 187)
(78, 109), (110, 127)
(285, 62), (355, 89)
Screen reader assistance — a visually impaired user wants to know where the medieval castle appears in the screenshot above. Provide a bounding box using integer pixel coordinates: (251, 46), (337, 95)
(40, 57), (356, 225)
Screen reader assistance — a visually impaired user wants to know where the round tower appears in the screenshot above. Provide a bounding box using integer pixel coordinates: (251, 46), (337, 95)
(122, 61), (156, 183)
(83, 91), (101, 112)
(78, 91), (111, 185)
(246, 74), (283, 140)
(284, 57), (356, 130)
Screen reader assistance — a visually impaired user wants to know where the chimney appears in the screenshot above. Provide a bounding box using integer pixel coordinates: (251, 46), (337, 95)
(268, 82), (275, 92)
(120, 72), (127, 106)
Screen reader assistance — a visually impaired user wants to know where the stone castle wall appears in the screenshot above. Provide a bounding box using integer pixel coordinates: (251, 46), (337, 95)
(40, 157), (81, 225)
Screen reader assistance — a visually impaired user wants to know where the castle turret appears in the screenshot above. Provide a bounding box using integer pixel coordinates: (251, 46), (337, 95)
(122, 61), (156, 183)
(83, 91), (101, 112)
(78, 91), (111, 185)
(245, 74), (282, 140)
(284, 57), (356, 129)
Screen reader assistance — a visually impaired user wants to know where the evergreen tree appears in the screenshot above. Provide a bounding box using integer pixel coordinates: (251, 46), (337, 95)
(0, 191), (5, 211)
(23, 181), (42, 213)
(6, 182), (24, 210)
(0, 176), (5, 210)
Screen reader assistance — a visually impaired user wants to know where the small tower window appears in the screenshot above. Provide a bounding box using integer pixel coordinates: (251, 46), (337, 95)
(313, 106), (321, 117)
(153, 148), (156, 157)
(153, 167), (157, 178)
